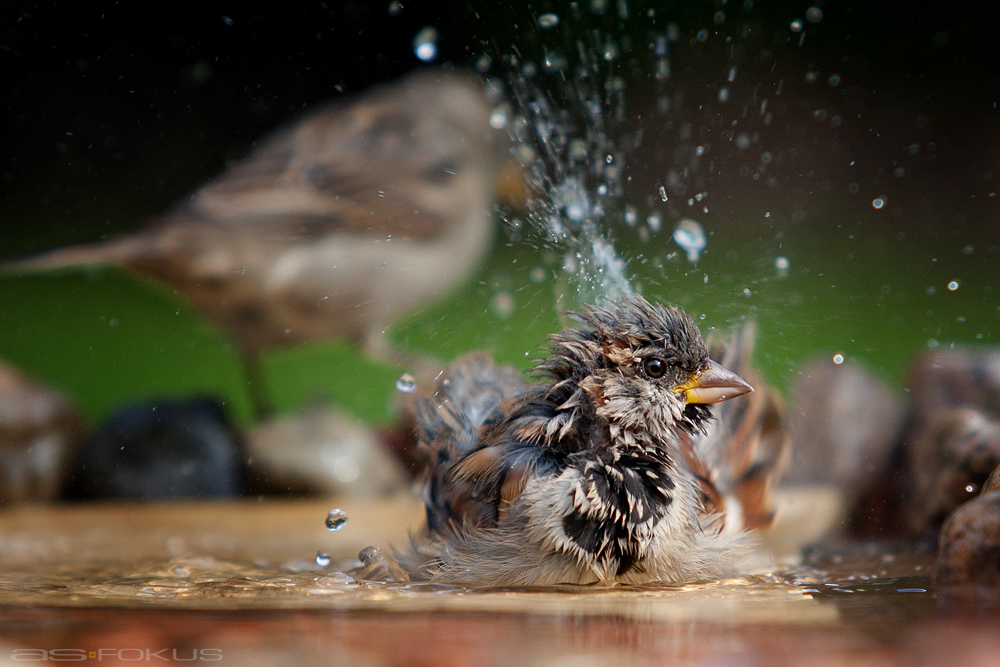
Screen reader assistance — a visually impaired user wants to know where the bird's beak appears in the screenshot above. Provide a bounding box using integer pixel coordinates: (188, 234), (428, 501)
(676, 360), (754, 404)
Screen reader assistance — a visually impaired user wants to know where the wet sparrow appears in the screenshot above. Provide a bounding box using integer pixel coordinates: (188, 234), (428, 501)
(23, 70), (501, 357)
(361, 295), (786, 585)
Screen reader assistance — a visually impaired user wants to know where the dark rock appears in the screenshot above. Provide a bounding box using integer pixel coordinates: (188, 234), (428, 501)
(65, 398), (245, 500)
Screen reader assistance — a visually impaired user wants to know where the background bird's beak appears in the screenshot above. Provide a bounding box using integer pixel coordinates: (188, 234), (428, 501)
(677, 360), (754, 404)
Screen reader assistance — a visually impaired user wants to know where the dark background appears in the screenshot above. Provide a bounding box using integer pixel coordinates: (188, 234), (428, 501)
(4, 0), (999, 258)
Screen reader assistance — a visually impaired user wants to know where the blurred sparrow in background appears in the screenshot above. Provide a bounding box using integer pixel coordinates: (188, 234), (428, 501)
(358, 295), (788, 585)
(24, 70), (503, 358)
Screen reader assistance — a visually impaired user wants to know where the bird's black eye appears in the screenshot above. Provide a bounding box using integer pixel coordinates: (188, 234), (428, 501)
(642, 357), (667, 379)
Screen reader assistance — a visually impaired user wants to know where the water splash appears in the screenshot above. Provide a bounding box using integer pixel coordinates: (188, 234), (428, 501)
(496, 24), (636, 306)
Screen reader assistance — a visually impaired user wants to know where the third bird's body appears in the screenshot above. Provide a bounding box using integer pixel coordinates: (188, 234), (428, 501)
(389, 295), (786, 585)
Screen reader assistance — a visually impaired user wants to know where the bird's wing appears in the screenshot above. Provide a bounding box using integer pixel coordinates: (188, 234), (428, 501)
(412, 353), (533, 533)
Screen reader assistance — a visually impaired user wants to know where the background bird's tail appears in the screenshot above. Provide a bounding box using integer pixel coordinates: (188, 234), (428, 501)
(690, 322), (790, 532)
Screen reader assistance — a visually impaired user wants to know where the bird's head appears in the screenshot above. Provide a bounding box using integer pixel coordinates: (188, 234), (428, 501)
(538, 295), (753, 443)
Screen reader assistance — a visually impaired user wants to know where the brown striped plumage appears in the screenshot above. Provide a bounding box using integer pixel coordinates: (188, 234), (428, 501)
(359, 296), (788, 585)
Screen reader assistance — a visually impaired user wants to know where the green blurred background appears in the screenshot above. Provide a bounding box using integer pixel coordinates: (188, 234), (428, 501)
(2, 0), (997, 429)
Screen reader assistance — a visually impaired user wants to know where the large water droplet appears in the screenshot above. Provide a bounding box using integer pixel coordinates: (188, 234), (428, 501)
(537, 13), (560, 29)
(396, 373), (417, 393)
(325, 508), (348, 531)
(673, 218), (707, 263)
(413, 27), (439, 62)
(316, 551), (331, 567)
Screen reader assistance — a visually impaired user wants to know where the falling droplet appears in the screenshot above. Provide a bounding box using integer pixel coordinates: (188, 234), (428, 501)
(316, 551), (331, 567)
(833, 354), (844, 365)
(396, 373), (417, 393)
(325, 508), (348, 531)
(658, 185), (668, 202)
(413, 26), (439, 62)
(537, 13), (560, 29)
(673, 218), (707, 263)
(948, 280), (960, 291)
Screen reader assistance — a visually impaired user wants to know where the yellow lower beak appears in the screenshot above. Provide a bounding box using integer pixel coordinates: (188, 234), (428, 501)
(676, 360), (754, 404)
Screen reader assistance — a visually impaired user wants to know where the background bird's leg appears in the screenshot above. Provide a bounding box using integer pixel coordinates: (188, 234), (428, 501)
(241, 351), (272, 420)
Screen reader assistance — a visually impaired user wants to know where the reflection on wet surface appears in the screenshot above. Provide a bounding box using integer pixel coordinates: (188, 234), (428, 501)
(0, 498), (993, 665)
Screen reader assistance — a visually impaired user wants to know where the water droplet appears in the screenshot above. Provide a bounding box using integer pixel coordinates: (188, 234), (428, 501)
(325, 509), (348, 532)
(647, 212), (662, 233)
(926, 286), (936, 295)
(948, 280), (960, 291)
(569, 139), (589, 162)
(388, 1), (403, 16)
(489, 108), (508, 129)
(475, 53), (492, 73)
(696, 29), (709, 42)
(743, 288), (752, 298)
(726, 66), (738, 82)
(537, 12), (560, 29)
(790, 19), (803, 32)
(316, 551), (331, 567)
(965, 484), (977, 493)
(413, 26), (439, 62)
(833, 354), (844, 365)
(221, 15), (234, 26)
(964, 245), (975, 254)
(624, 205), (638, 227)
(894, 167), (905, 177)
(396, 373), (417, 393)
(695, 145), (706, 156)
(872, 197), (885, 209)
(491, 292), (515, 320)
(659, 186), (668, 202)
(806, 7), (823, 23)
(672, 218), (706, 263)
(828, 74), (841, 86)
(775, 256), (790, 271)
(718, 87), (730, 103)
(529, 267), (547, 283)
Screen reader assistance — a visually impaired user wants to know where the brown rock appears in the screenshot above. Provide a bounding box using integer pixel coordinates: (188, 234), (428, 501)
(909, 407), (1000, 533)
(246, 409), (409, 497)
(907, 348), (1000, 436)
(784, 358), (905, 504)
(936, 491), (1000, 588)
(0, 361), (83, 502)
